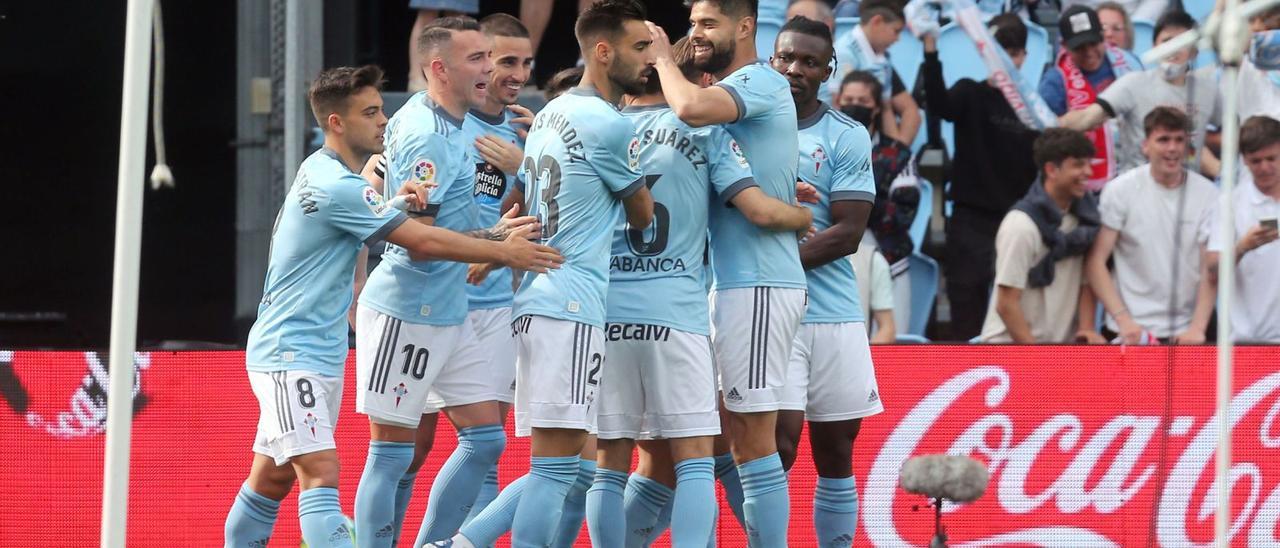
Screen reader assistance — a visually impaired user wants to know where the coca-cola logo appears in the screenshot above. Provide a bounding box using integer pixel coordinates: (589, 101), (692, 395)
(866, 365), (1280, 547)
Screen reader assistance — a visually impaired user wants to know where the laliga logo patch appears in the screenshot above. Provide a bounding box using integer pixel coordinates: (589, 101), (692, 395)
(412, 158), (437, 184)
(730, 140), (749, 168)
(363, 186), (388, 216)
(628, 137), (641, 171)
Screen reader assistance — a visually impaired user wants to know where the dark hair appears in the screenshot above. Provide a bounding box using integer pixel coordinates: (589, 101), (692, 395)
(1143, 106), (1191, 137)
(545, 66), (584, 101)
(686, 0), (759, 19)
(308, 65), (384, 129)
(1240, 116), (1280, 155)
(859, 0), (904, 24)
(417, 16), (482, 56)
(841, 70), (884, 109)
(1153, 10), (1196, 41)
(480, 13), (529, 39)
(989, 13), (1028, 52)
(1255, 4), (1280, 30)
(780, 15), (834, 49)
(1033, 128), (1095, 177)
(575, 0), (648, 48)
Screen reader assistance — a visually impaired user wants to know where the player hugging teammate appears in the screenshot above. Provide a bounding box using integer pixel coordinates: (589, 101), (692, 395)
(226, 1), (881, 547)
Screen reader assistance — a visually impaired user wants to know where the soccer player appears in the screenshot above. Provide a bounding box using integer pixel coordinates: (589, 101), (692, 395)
(351, 17), (542, 548)
(771, 17), (882, 547)
(223, 64), (561, 548)
(647, 0), (812, 544)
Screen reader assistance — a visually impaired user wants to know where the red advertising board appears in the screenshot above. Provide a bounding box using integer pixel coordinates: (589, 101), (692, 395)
(2, 346), (1279, 546)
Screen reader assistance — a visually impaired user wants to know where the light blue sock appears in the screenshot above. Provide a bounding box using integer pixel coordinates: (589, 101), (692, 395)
(624, 473), (673, 547)
(671, 458), (716, 548)
(390, 471), (417, 547)
(225, 482), (280, 547)
(550, 459), (595, 548)
(299, 487), (354, 548)
(814, 476), (858, 548)
(713, 453), (746, 528)
(458, 475), (527, 547)
(585, 467), (629, 547)
(416, 425), (507, 545)
(737, 453), (789, 548)
(649, 495), (675, 546)
(462, 464), (500, 529)
(355, 441), (414, 547)
(511, 456), (580, 548)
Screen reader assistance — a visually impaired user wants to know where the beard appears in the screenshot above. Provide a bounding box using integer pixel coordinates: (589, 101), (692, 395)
(610, 61), (652, 97)
(695, 37), (735, 75)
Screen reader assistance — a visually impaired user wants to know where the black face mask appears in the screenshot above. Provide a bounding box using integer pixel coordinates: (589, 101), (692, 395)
(840, 105), (875, 128)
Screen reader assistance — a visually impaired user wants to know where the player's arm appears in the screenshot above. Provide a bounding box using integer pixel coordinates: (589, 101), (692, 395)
(994, 285), (1035, 343)
(730, 187), (813, 231)
(349, 245), (369, 330)
(799, 201), (873, 270)
(362, 154), (386, 194)
(623, 186), (654, 229)
(385, 220), (561, 270)
(646, 23), (740, 127)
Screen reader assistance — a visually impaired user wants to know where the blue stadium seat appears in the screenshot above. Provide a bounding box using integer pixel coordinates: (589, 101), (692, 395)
(909, 179), (933, 254)
(1023, 21), (1051, 88)
(1133, 19), (1155, 56)
(756, 17), (784, 60)
(888, 29), (924, 92)
(906, 253), (939, 336)
(1183, 0), (1214, 21)
(835, 17), (859, 45)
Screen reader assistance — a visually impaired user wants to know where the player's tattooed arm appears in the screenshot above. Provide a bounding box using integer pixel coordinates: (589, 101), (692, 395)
(798, 200), (872, 270)
(464, 203), (540, 242)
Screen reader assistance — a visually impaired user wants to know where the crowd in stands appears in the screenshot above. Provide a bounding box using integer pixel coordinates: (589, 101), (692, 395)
(405, 0), (1280, 343)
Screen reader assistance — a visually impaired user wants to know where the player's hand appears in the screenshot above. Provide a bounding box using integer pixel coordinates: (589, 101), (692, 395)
(1074, 329), (1106, 344)
(799, 224), (817, 242)
(467, 262), (496, 285)
(1236, 225), (1280, 256)
(1172, 329), (1207, 345)
(796, 181), (820, 204)
(500, 225), (564, 272)
(493, 203), (541, 241)
(645, 22), (673, 61)
(508, 104), (535, 140)
(394, 178), (437, 211)
(476, 134), (524, 175)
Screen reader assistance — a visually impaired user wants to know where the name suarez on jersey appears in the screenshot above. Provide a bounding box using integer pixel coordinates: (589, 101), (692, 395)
(529, 111), (585, 163)
(637, 126), (707, 169)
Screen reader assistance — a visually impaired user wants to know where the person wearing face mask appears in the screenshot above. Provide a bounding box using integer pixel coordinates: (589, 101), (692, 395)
(1038, 5), (1142, 190)
(921, 13), (1041, 340)
(1233, 5), (1280, 121)
(1059, 11), (1222, 180)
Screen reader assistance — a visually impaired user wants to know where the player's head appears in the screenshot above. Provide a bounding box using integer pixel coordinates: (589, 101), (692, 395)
(1152, 10), (1197, 74)
(686, 0), (758, 75)
(545, 66), (585, 101)
(308, 65), (387, 156)
(1141, 106), (1190, 178)
(480, 13), (534, 107)
(836, 70), (882, 129)
(418, 16), (493, 109)
(1241, 116), (1280, 192)
(576, 0), (655, 96)
(990, 13), (1028, 69)
(786, 0), (834, 31)
(1033, 128), (1094, 199)
(771, 16), (834, 107)
(858, 0), (904, 53)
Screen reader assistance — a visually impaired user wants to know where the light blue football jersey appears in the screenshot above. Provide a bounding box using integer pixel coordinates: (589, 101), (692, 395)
(514, 86), (645, 328)
(360, 93), (481, 326)
(709, 61), (806, 290)
(247, 148), (408, 376)
(462, 108), (524, 311)
(610, 104), (756, 335)
(796, 103), (876, 324)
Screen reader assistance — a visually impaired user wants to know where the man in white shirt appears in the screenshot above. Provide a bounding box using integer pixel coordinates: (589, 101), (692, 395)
(1086, 106), (1219, 343)
(1233, 6), (1280, 121)
(981, 128), (1107, 343)
(1195, 116), (1280, 343)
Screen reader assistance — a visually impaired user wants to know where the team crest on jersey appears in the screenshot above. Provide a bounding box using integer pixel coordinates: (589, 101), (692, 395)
(363, 186), (389, 216)
(412, 158), (437, 184)
(730, 140), (749, 168)
(393, 383), (408, 408)
(811, 146), (827, 172)
(303, 412), (319, 438)
(627, 137), (641, 171)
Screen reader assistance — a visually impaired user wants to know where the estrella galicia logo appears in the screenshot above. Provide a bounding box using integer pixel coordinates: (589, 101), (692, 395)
(473, 162), (507, 204)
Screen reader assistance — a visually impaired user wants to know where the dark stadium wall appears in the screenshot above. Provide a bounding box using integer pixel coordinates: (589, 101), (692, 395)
(0, 2), (237, 348)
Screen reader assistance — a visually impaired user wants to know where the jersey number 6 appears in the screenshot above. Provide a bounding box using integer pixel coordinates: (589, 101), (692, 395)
(625, 174), (669, 256)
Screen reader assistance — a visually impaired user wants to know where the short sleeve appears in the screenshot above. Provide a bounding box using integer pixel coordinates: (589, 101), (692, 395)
(707, 128), (757, 203)
(316, 175), (408, 244)
(1098, 179), (1128, 230)
(716, 64), (777, 124)
(829, 122), (876, 203)
(589, 116), (645, 197)
(389, 131), (454, 216)
(1098, 72), (1138, 118)
(992, 211), (1042, 290)
(1038, 70), (1069, 116)
(869, 250), (895, 311)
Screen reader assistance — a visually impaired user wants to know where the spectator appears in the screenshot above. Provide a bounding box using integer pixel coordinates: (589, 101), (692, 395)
(980, 128), (1106, 343)
(407, 0), (479, 91)
(836, 71), (918, 270)
(787, 0), (836, 30)
(520, 0), (590, 61)
(1096, 1), (1133, 50)
(922, 14), (1041, 340)
(851, 244), (899, 343)
(831, 0), (923, 144)
(1039, 5), (1143, 190)
(1233, 5), (1280, 121)
(1060, 0), (1167, 25)
(1059, 11), (1222, 178)
(1195, 116), (1280, 343)
(1086, 107), (1218, 343)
